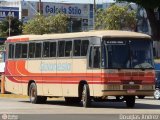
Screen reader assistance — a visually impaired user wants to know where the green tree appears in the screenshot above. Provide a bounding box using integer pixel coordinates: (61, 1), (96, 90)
(117, 0), (160, 40)
(23, 13), (69, 35)
(95, 5), (136, 31)
(0, 17), (22, 37)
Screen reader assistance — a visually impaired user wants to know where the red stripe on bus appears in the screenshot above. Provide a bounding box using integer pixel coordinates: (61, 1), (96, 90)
(7, 38), (29, 42)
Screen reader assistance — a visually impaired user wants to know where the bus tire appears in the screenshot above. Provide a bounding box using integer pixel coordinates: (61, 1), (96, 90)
(137, 95), (145, 99)
(81, 84), (91, 107)
(154, 89), (160, 100)
(125, 96), (135, 108)
(65, 97), (81, 104)
(29, 82), (47, 104)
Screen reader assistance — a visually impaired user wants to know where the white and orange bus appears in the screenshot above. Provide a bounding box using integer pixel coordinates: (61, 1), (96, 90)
(5, 30), (155, 108)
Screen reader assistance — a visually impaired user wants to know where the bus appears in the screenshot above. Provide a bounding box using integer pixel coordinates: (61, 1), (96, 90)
(5, 30), (155, 108)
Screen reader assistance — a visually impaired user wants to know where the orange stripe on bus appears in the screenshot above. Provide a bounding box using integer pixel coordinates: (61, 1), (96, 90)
(7, 38), (29, 42)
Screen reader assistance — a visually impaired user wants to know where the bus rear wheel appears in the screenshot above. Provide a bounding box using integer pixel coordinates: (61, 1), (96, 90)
(81, 84), (91, 107)
(125, 96), (135, 108)
(29, 82), (47, 104)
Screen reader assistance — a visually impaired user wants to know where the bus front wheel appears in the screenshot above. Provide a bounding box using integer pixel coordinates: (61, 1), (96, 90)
(29, 82), (47, 104)
(154, 89), (160, 100)
(125, 96), (135, 108)
(81, 84), (91, 107)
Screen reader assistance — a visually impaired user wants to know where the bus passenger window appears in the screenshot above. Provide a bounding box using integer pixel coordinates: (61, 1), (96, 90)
(50, 42), (57, 57)
(58, 41), (65, 57)
(8, 44), (14, 59)
(89, 47), (93, 68)
(35, 43), (42, 58)
(15, 44), (21, 58)
(74, 40), (81, 56)
(65, 41), (72, 57)
(81, 40), (89, 56)
(21, 44), (28, 58)
(43, 42), (49, 57)
(93, 47), (100, 68)
(29, 43), (35, 58)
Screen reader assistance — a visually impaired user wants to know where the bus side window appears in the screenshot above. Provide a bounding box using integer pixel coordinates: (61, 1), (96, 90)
(93, 47), (100, 68)
(29, 43), (35, 58)
(35, 43), (42, 58)
(74, 40), (81, 56)
(8, 44), (14, 59)
(81, 40), (89, 56)
(50, 42), (57, 57)
(89, 46), (93, 68)
(21, 44), (28, 58)
(58, 41), (65, 57)
(65, 41), (72, 57)
(43, 42), (50, 57)
(15, 44), (21, 58)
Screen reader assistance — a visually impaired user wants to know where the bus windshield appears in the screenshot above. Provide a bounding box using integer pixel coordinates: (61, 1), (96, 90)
(102, 38), (154, 69)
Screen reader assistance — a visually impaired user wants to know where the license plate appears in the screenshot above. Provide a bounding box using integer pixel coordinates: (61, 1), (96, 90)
(127, 89), (136, 93)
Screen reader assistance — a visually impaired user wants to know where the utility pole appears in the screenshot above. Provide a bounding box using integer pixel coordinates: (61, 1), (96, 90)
(8, 8), (11, 37)
(93, 0), (96, 30)
(39, 0), (42, 15)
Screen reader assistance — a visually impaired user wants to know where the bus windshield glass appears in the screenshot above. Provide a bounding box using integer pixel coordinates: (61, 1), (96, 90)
(102, 38), (154, 69)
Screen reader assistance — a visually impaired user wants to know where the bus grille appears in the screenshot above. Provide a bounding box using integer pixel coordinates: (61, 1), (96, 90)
(142, 85), (154, 90)
(107, 85), (120, 90)
(123, 85), (140, 90)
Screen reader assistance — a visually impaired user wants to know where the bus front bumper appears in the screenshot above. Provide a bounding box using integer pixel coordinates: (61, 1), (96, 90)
(101, 90), (154, 96)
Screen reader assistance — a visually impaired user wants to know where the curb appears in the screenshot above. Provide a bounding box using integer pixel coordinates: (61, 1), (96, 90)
(0, 94), (28, 98)
(0, 94), (64, 100)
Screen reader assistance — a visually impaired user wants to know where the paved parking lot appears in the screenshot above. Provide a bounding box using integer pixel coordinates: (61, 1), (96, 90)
(0, 96), (160, 120)
(0, 97), (159, 114)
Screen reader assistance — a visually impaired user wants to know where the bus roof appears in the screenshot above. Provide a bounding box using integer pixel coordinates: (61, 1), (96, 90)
(7, 30), (151, 42)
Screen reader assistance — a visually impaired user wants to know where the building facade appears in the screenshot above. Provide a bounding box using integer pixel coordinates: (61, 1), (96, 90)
(0, 1), (95, 32)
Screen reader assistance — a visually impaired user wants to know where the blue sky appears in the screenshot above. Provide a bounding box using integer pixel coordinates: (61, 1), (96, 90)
(5, 0), (115, 4)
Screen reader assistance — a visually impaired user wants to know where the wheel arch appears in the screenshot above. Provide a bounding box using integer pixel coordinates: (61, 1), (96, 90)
(78, 80), (89, 98)
(27, 80), (36, 96)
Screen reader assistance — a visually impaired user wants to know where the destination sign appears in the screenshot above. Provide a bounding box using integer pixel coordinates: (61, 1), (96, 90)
(106, 41), (126, 45)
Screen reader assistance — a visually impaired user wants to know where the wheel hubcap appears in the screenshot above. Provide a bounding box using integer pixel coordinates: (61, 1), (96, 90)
(30, 88), (36, 101)
(154, 90), (160, 99)
(82, 87), (86, 104)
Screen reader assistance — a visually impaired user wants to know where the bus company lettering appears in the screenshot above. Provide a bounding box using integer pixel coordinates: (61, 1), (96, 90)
(40, 62), (71, 72)
(45, 5), (81, 15)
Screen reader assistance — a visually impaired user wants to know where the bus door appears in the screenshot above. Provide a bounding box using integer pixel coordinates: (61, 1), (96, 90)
(87, 45), (101, 96)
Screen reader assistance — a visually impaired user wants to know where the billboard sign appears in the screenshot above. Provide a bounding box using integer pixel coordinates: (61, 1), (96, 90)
(43, 3), (89, 17)
(0, 7), (19, 20)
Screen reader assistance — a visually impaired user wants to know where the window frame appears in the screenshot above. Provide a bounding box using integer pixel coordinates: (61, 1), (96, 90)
(14, 42), (28, 59)
(28, 41), (42, 59)
(21, 43), (28, 59)
(35, 42), (42, 58)
(87, 45), (101, 69)
(64, 40), (73, 58)
(8, 43), (15, 59)
(49, 41), (57, 58)
(72, 38), (90, 59)
(57, 40), (66, 58)
(42, 41), (50, 58)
